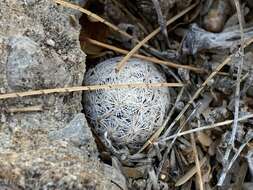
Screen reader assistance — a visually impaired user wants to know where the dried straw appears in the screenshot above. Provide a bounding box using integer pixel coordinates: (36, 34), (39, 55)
(0, 82), (183, 100)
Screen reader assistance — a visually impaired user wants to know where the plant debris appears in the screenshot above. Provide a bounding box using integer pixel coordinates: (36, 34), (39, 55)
(1, 0), (253, 189)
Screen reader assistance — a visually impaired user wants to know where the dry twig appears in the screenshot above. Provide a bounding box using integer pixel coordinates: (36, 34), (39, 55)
(0, 82), (183, 100)
(230, 0), (245, 149)
(116, 2), (199, 72)
(190, 133), (204, 190)
(161, 113), (253, 141)
(175, 157), (207, 187)
(86, 37), (204, 73)
(54, 0), (163, 57)
(219, 134), (253, 185)
(3, 105), (43, 113)
(151, 0), (169, 46)
(54, 0), (132, 39)
(218, 0), (245, 186)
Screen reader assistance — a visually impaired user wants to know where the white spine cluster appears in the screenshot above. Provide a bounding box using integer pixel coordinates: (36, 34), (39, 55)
(83, 57), (170, 151)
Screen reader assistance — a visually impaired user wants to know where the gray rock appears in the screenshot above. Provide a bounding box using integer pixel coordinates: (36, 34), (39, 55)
(49, 113), (98, 155)
(0, 0), (120, 189)
(0, 0), (86, 127)
(64, 0), (88, 18)
(7, 36), (42, 90)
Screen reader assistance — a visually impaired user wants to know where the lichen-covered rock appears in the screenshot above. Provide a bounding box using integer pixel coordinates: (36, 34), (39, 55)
(0, 1), (121, 189)
(49, 113), (98, 157)
(0, 0), (86, 128)
(65, 0), (88, 18)
(0, 128), (116, 190)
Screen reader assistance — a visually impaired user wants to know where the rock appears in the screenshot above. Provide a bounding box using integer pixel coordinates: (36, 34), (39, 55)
(6, 36), (70, 90)
(49, 113), (98, 156)
(0, 0), (86, 126)
(103, 164), (128, 190)
(0, 0), (120, 189)
(46, 38), (55, 47)
(64, 0), (88, 18)
(247, 86), (253, 97)
(0, 132), (107, 190)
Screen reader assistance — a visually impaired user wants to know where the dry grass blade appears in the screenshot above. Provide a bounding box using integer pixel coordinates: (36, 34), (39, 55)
(219, 136), (253, 185)
(54, 0), (132, 39)
(218, 0), (245, 185)
(190, 133), (204, 190)
(115, 1), (199, 72)
(156, 37), (253, 144)
(161, 113), (253, 141)
(86, 38), (204, 73)
(4, 105), (43, 113)
(54, 0), (160, 54)
(157, 105), (200, 177)
(175, 157), (206, 187)
(0, 82), (183, 100)
(230, 0), (245, 148)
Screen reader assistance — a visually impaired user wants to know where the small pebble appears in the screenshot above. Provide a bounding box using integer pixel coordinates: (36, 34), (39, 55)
(46, 39), (55, 47)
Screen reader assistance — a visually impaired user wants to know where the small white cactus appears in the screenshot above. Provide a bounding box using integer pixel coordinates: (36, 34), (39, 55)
(83, 57), (170, 151)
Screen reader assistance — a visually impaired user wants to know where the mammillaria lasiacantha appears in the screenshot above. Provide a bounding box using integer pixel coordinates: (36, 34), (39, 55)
(83, 57), (170, 152)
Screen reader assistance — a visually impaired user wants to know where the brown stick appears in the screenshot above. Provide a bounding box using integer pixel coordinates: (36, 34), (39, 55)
(0, 82), (183, 100)
(86, 38), (204, 73)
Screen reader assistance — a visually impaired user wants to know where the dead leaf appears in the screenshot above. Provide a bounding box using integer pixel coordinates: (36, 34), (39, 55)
(175, 157), (207, 187)
(197, 132), (213, 147)
(122, 166), (144, 179)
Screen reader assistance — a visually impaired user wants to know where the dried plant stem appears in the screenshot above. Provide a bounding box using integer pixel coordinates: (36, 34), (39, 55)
(175, 157), (206, 187)
(137, 37), (253, 157)
(218, 0), (245, 185)
(54, 0), (161, 56)
(218, 136), (253, 186)
(190, 133), (204, 190)
(154, 37), (253, 179)
(158, 105), (199, 176)
(161, 113), (253, 141)
(138, 37), (253, 154)
(86, 38), (204, 73)
(157, 37), (253, 144)
(151, 0), (169, 46)
(0, 82), (183, 100)
(3, 105), (43, 113)
(230, 0), (245, 149)
(54, 0), (132, 39)
(116, 2), (199, 72)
